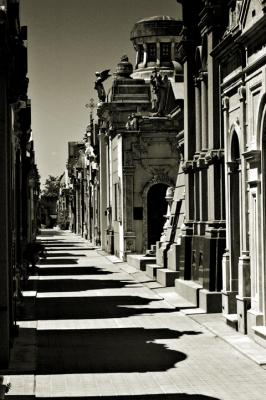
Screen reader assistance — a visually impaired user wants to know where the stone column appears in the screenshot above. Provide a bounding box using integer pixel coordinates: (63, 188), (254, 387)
(156, 41), (160, 67)
(143, 43), (148, 68)
(171, 42), (175, 63)
(123, 168), (134, 233)
(199, 167), (208, 234)
(221, 96), (237, 314)
(183, 54), (196, 222)
(184, 60), (196, 160)
(207, 31), (220, 149)
(194, 77), (202, 237)
(194, 170), (200, 223)
(238, 86), (249, 254)
(206, 30), (221, 222)
(135, 45), (139, 69)
(194, 77), (202, 153)
(237, 86), (251, 332)
(123, 166), (136, 256)
(99, 128), (107, 250)
(200, 72), (208, 151)
(222, 96), (230, 261)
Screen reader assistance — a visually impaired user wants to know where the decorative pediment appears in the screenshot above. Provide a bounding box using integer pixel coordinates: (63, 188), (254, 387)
(239, 0), (265, 32)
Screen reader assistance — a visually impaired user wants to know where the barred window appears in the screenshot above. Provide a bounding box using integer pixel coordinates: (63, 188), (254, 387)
(161, 42), (171, 61)
(147, 43), (156, 62)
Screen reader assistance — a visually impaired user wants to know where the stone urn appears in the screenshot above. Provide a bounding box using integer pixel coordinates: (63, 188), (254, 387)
(115, 55), (133, 78)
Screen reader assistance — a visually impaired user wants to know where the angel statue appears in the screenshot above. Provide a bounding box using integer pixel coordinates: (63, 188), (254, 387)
(94, 69), (111, 102)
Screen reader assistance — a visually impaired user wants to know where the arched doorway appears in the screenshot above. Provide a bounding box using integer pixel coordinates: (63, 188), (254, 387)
(147, 183), (168, 248)
(229, 131), (241, 292)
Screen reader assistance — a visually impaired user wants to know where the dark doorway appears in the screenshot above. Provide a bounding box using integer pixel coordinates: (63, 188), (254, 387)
(147, 183), (168, 248)
(230, 131), (241, 292)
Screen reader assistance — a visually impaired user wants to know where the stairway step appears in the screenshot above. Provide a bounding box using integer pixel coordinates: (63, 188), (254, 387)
(225, 313), (238, 329)
(127, 254), (156, 271)
(175, 279), (202, 306)
(157, 269), (179, 287)
(146, 264), (161, 279)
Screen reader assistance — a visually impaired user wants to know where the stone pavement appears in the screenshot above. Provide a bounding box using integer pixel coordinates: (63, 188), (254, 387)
(3, 229), (266, 399)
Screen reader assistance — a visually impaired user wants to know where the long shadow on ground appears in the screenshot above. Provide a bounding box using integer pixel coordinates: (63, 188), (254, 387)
(34, 296), (179, 320)
(38, 231), (64, 237)
(40, 258), (78, 265)
(25, 278), (135, 292)
(45, 247), (94, 251)
(35, 266), (112, 275)
(37, 328), (200, 374)
(45, 253), (87, 257)
(40, 241), (90, 246)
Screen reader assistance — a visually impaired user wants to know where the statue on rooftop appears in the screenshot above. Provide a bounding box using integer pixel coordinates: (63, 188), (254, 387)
(150, 69), (169, 116)
(94, 69), (111, 102)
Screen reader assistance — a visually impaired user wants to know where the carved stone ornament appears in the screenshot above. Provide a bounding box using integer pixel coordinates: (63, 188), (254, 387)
(238, 85), (246, 101)
(149, 167), (172, 185)
(222, 96), (230, 110)
(125, 113), (142, 130)
(243, 149), (261, 166)
(182, 160), (193, 173)
(205, 149), (225, 165)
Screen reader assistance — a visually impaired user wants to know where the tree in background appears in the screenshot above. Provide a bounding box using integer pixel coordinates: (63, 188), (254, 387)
(42, 175), (60, 198)
(40, 175), (61, 228)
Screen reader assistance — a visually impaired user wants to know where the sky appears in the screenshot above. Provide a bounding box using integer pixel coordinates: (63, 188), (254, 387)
(20, 0), (182, 185)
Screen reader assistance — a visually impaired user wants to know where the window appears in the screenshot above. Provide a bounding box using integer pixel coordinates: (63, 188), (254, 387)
(147, 43), (156, 62)
(160, 42), (171, 62)
(138, 45), (144, 63)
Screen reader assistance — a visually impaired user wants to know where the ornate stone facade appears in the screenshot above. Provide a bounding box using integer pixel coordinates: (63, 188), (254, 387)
(161, 0), (266, 345)
(212, 0), (266, 342)
(0, 0), (39, 367)
(97, 17), (184, 260)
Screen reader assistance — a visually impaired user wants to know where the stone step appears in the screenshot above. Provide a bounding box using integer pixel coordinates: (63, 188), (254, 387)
(252, 326), (266, 349)
(175, 279), (202, 306)
(157, 269), (179, 287)
(126, 254), (156, 271)
(225, 313), (238, 331)
(199, 289), (222, 313)
(146, 264), (161, 279)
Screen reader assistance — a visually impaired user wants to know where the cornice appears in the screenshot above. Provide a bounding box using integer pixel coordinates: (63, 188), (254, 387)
(211, 29), (241, 60)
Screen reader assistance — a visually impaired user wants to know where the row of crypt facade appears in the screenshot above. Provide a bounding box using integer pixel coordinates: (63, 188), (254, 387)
(59, 0), (266, 346)
(0, 0), (40, 367)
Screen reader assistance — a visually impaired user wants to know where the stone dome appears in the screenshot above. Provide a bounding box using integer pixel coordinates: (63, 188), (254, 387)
(130, 16), (183, 40)
(138, 16), (177, 22)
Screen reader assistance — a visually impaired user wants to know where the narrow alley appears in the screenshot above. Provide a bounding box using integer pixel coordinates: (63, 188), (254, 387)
(3, 229), (266, 400)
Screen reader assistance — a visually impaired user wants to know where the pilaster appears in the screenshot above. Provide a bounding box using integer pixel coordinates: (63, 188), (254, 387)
(123, 166), (136, 256)
(99, 128), (108, 249)
(194, 77), (202, 153)
(200, 71), (208, 151)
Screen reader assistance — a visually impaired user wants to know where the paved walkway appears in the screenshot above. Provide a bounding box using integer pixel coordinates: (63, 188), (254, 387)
(4, 229), (266, 399)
